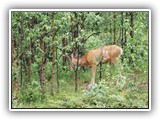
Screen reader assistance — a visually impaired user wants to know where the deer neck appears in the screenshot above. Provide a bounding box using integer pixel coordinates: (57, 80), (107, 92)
(73, 57), (86, 66)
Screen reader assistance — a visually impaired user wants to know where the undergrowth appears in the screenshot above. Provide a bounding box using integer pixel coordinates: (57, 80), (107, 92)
(13, 65), (148, 108)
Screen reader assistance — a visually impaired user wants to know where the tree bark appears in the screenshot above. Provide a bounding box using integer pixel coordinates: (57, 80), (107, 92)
(129, 12), (134, 64)
(121, 12), (124, 48)
(40, 38), (46, 99)
(20, 13), (23, 87)
(27, 40), (31, 83)
(121, 12), (124, 62)
(130, 12), (134, 38)
(56, 46), (59, 93)
(75, 43), (79, 92)
(109, 12), (112, 44)
(74, 12), (79, 92)
(12, 32), (18, 100)
(113, 12), (116, 44)
(62, 38), (67, 69)
(99, 61), (102, 81)
(124, 12), (128, 45)
(51, 12), (56, 96)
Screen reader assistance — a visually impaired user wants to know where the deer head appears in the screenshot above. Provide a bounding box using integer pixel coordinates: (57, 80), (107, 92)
(66, 54), (77, 69)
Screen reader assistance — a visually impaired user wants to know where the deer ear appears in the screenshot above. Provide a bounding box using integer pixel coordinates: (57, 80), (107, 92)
(74, 54), (78, 58)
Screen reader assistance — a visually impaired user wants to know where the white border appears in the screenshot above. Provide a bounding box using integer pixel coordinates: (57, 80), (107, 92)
(9, 9), (151, 111)
(149, 9), (151, 111)
(9, 9), (12, 111)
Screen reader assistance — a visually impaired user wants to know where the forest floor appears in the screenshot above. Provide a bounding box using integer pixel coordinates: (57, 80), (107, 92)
(13, 66), (149, 109)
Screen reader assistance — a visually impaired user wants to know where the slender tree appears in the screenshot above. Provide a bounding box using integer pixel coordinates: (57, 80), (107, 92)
(121, 12), (124, 62)
(51, 12), (56, 96)
(20, 12), (24, 87)
(130, 12), (134, 65)
(99, 61), (102, 81)
(130, 12), (134, 38)
(124, 12), (128, 45)
(121, 12), (124, 48)
(113, 12), (116, 44)
(40, 37), (46, 99)
(56, 46), (59, 93)
(74, 12), (79, 92)
(109, 12), (112, 44)
(12, 32), (18, 100)
(75, 43), (79, 92)
(62, 38), (67, 69)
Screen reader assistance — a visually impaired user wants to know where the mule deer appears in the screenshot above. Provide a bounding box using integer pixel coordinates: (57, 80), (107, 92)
(67, 45), (123, 84)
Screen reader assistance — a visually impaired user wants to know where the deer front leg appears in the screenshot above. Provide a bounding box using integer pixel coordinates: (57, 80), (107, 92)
(111, 58), (117, 65)
(90, 65), (97, 84)
(112, 57), (121, 67)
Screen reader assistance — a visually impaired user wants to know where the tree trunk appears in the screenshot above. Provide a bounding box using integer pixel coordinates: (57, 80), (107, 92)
(130, 12), (134, 39)
(129, 12), (134, 64)
(27, 39), (31, 83)
(81, 13), (85, 30)
(109, 12), (112, 44)
(121, 12), (124, 62)
(113, 12), (116, 44)
(130, 12), (134, 55)
(12, 32), (18, 100)
(124, 12), (128, 45)
(40, 38), (46, 99)
(51, 12), (56, 96)
(62, 38), (67, 69)
(20, 13), (23, 87)
(121, 12), (124, 48)
(74, 12), (79, 92)
(56, 46), (59, 93)
(99, 61), (102, 81)
(75, 43), (79, 92)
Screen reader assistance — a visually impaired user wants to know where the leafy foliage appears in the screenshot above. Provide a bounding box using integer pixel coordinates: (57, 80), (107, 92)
(11, 11), (149, 109)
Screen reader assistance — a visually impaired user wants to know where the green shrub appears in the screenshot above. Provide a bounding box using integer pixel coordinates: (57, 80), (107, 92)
(18, 81), (42, 104)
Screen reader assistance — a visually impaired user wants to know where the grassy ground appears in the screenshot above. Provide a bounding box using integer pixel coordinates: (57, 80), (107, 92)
(13, 63), (149, 109)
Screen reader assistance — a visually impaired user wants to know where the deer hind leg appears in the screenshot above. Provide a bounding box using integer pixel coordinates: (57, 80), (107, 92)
(90, 65), (97, 84)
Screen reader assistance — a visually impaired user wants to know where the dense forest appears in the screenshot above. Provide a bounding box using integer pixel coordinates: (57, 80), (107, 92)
(11, 11), (149, 109)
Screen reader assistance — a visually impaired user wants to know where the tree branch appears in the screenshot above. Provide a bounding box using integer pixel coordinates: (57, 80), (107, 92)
(82, 32), (101, 43)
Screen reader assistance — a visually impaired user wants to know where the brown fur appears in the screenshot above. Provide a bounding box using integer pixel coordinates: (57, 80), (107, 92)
(69, 45), (123, 84)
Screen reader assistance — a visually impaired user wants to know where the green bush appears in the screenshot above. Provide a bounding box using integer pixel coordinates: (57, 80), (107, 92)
(18, 81), (42, 104)
(82, 80), (109, 108)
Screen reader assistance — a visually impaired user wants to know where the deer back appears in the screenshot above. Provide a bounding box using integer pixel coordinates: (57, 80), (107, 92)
(102, 45), (123, 63)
